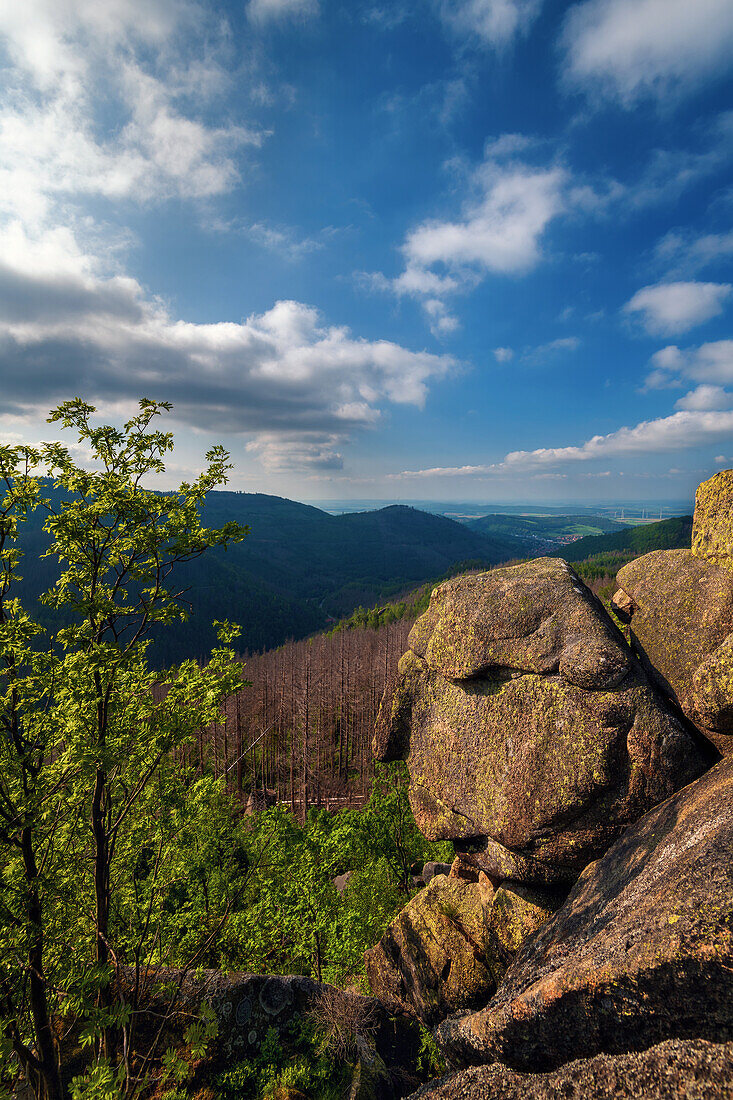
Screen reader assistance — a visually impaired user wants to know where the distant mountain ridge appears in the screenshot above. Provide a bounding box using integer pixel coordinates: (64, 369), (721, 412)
(14, 485), (517, 666)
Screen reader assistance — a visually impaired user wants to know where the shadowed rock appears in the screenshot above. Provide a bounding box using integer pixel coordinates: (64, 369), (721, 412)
(364, 875), (495, 1027)
(406, 1038), (733, 1099)
(375, 558), (706, 884)
(436, 755), (733, 1071)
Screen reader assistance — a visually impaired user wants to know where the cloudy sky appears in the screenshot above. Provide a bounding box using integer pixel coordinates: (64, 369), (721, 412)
(1, 0), (732, 502)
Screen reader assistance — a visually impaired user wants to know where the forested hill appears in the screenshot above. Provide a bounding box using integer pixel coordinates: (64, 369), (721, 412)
(561, 515), (693, 563)
(14, 485), (517, 666)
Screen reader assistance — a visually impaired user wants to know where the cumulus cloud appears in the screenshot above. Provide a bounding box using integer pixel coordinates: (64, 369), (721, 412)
(0, 1), (447, 474)
(377, 138), (567, 333)
(561, 0), (733, 105)
(0, 225), (455, 469)
(675, 385), (733, 412)
(436, 0), (543, 49)
(494, 346), (514, 362)
(247, 0), (319, 23)
(624, 281), (732, 335)
(0, 0), (258, 227)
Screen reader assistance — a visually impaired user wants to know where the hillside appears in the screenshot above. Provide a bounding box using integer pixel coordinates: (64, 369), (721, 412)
(14, 485), (518, 666)
(561, 514), (693, 563)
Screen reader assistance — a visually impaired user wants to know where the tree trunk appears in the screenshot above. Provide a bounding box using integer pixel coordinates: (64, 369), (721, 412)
(21, 828), (63, 1100)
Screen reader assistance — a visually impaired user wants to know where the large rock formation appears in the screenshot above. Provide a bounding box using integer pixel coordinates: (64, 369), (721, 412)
(375, 557), (706, 885)
(436, 755), (733, 1071)
(407, 1038), (733, 1099)
(613, 470), (733, 756)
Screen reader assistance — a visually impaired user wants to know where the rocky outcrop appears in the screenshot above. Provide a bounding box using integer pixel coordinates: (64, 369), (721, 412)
(334, 870), (355, 893)
(365, 874), (561, 1027)
(407, 1038), (733, 1099)
(436, 755), (733, 1071)
(613, 470), (733, 756)
(422, 861), (452, 885)
(364, 875), (495, 1026)
(375, 558), (706, 885)
(483, 881), (561, 986)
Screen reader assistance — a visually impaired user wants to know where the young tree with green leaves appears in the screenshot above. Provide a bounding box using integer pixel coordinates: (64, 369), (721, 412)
(0, 400), (248, 1100)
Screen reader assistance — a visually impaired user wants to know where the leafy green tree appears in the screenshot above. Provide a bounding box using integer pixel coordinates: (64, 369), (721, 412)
(0, 400), (248, 1100)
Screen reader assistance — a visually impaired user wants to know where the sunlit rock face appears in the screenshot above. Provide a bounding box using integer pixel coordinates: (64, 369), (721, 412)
(374, 558), (707, 886)
(614, 470), (733, 757)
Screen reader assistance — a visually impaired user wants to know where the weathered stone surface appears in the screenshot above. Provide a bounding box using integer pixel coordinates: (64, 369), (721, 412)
(334, 870), (355, 893)
(364, 876), (494, 1027)
(405, 558), (631, 686)
(616, 548), (733, 755)
(375, 559), (706, 883)
(484, 881), (561, 985)
(449, 855), (479, 883)
(437, 756), (733, 1071)
(349, 1037), (396, 1100)
(365, 875), (558, 1028)
(407, 1039), (733, 1099)
(692, 469), (733, 572)
(422, 862), (452, 884)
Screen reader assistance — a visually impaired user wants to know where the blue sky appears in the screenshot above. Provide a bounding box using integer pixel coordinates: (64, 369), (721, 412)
(1, 0), (732, 503)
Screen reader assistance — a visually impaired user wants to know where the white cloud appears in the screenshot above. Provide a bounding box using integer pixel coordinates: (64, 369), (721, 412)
(378, 140), (567, 332)
(624, 281), (732, 335)
(561, 0), (733, 105)
(402, 163), (566, 276)
(0, 0), (260, 229)
(391, 407), (733, 478)
(246, 433), (344, 472)
(494, 346), (514, 362)
(437, 0), (543, 48)
(654, 229), (733, 277)
(504, 410), (733, 465)
(0, 225), (456, 470)
(675, 385), (733, 412)
(247, 0), (319, 22)
(522, 335), (580, 362)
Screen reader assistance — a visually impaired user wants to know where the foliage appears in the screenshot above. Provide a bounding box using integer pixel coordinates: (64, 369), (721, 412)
(213, 763), (452, 985)
(0, 400), (248, 1100)
(416, 1026), (446, 1078)
(213, 1016), (350, 1100)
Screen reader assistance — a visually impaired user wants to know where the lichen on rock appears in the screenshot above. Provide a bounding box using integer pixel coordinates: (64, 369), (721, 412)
(692, 469), (733, 572)
(375, 558), (705, 883)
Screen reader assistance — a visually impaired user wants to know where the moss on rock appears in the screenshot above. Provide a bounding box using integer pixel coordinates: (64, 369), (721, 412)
(692, 469), (733, 572)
